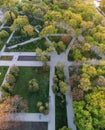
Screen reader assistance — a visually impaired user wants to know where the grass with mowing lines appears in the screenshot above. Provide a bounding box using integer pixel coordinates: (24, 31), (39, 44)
(14, 67), (49, 112)
(55, 96), (67, 130)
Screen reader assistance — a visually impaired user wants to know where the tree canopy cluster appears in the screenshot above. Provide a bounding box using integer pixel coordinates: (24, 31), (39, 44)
(0, 0), (105, 55)
(70, 64), (105, 130)
(0, 0), (105, 130)
(73, 87), (105, 130)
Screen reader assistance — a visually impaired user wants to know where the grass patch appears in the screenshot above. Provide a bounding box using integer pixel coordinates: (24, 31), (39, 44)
(0, 41), (5, 51)
(0, 66), (8, 86)
(55, 96), (67, 130)
(0, 56), (13, 60)
(0, 44), (3, 51)
(6, 38), (47, 52)
(14, 67), (49, 112)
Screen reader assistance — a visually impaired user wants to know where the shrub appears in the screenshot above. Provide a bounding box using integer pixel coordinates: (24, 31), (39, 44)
(6, 74), (16, 86)
(37, 101), (49, 114)
(29, 79), (39, 93)
(10, 65), (19, 77)
(52, 84), (59, 93)
(59, 81), (68, 94)
(1, 82), (14, 95)
(39, 106), (45, 113)
(37, 101), (43, 108)
(1, 91), (10, 101)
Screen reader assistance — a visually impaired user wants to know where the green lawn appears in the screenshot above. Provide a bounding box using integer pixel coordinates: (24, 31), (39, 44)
(55, 96), (67, 130)
(0, 41), (5, 51)
(6, 38), (47, 52)
(14, 67), (49, 112)
(0, 66), (8, 86)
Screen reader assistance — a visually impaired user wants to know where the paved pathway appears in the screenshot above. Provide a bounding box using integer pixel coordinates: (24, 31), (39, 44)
(1, 31), (104, 130)
(0, 60), (43, 66)
(64, 66), (76, 130)
(0, 10), (3, 21)
(7, 37), (40, 49)
(0, 23), (5, 30)
(7, 30), (16, 44)
(48, 66), (55, 130)
(1, 4), (104, 128)
(94, 0), (100, 7)
(9, 113), (49, 122)
(49, 40), (77, 129)
(0, 36), (90, 130)
(66, 37), (76, 55)
(0, 52), (36, 56)
(19, 0), (22, 4)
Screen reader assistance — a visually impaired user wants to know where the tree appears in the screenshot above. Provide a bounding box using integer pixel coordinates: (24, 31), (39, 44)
(82, 64), (97, 77)
(10, 65), (19, 77)
(73, 88), (105, 130)
(37, 101), (43, 108)
(36, 47), (42, 56)
(96, 76), (105, 87)
(23, 24), (35, 36)
(39, 25), (58, 37)
(40, 51), (49, 63)
(85, 88), (105, 129)
(32, 2), (49, 18)
(37, 101), (49, 114)
(59, 81), (68, 94)
(0, 98), (14, 130)
(53, 0), (71, 9)
(39, 105), (45, 113)
(100, 0), (105, 12)
(52, 84), (59, 93)
(72, 88), (84, 101)
(53, 75), (59, 83)
(0, 30), (9, 40)
(6, 74), (16, 86)
(81, 6), (95, 21)
(36, 48), (49, 63)
(22, 2), (32, 14)
(73, 101), (93, 130)
(78, 76), (91, 91)
(59, 126), (72, 130)
(1, 82), (13, 95)
(29, 79), (39, 92)
(56, 68), (65, 80)
(61, 35), (71, 45)
(3, 11), (16, 23)
(99, 60), (105, 65)
(32, 5), (44, 18)
(99, 44), (105, 53)
(73, 49), (82, 61)
(81, 43), (91, 52)
(11, 15), (29, 31)
(44, 10), (62, 22)
(0, 95), (28, 130)
(70, 74), (80, 87)
(10, 95), (28, 112)
(55, 41), (66, 54)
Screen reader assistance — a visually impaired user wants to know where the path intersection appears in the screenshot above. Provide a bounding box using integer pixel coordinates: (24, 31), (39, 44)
(0, 0), (105, 129)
